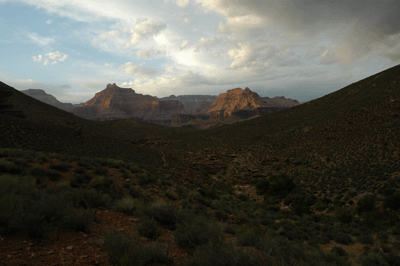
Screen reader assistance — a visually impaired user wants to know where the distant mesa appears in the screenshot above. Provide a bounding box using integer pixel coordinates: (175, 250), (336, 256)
(71, 83), (186, 125)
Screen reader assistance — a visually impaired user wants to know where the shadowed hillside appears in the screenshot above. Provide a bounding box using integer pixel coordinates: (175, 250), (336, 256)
(0, 81), (193, 166)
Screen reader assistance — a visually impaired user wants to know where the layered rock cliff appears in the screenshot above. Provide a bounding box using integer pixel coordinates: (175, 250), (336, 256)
(172, 87), (287, 128)
(206, 87), (277, 117)
(161, 95), (217, 112)
(71, 83), (186, 124)
(22, 89), (75, 112)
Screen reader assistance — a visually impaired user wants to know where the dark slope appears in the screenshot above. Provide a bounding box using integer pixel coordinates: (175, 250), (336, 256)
(160, 65), (400, 185)
(0, 81), (192, 165)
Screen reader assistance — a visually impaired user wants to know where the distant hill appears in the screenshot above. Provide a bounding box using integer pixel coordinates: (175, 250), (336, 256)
(21, 89), (77, 112)
(161, 64), (400, 185)
(0, 81), (191, 165)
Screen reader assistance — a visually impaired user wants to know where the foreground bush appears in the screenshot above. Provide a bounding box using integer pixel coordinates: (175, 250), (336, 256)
(141, 202), (181, 230)
(175, 215), (223, 249)
(102, 229), (172, 266)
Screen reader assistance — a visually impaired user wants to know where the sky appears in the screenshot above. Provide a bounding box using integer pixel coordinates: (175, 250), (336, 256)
(0, 0), (399, 103)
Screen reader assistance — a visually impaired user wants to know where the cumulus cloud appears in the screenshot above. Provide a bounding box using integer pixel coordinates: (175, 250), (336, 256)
(195, 37), (221, 51)
(136, 48), (165, 59)
(46, 19), (52, 24)
(180, 40), (190, 49)
(120, 62), (158, 77)
(99, 30), (120, 40)
(32, 51), (68, 65)
(228, 43), (254, 69)
(166, 66), (177, 73)
(174, 0), (189, 7)
(129, 18), (166, 45)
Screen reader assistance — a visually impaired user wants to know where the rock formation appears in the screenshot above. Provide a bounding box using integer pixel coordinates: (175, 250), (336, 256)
(22, 89), (75, 112)
(206, 87), (279, 117)
(171, 87), (287, 128)
(71, 83), (186, 125)
(160, 95), (217, 112)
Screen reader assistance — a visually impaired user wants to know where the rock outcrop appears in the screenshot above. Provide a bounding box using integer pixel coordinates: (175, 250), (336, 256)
(22, 89), (75, 112)
(161, 95), (217, 112)
(206, 87), (277, 117)
(71, 83), (186, 124)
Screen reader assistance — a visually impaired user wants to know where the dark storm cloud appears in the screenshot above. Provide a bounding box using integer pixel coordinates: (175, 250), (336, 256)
(202, 0), (400, 64)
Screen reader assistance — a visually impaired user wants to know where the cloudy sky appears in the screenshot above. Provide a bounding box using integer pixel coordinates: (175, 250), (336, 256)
(0, 0), (399, 103)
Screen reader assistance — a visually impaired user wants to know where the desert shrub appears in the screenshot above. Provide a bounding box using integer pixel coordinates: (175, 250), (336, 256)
(237, 230), (261, 248)
(142, 202), (181, 230)
(330, 246), (348, 257)
(256, 174), (296, 199)
(384, 193), (400, 210)
(214, 209), (228, 221)
(137, 217), (161, 240)
(63, 208), (96, 232)
(357, 195), (376, 214)
(136, 172), (155, 186)
(175, 215), (223, 249)
(93, 165), (108, 176)
(46, 170), (61, 181)
(184, 242), (273, 266)
(165, 189), (178, 200)
(222, 223), (237, 235)
(357, 232), (375, 244)
(359, 252), (389, 266)
(336, 207), (354, 224)
(49, 162), (71, 172)
(334, 231), (352, 245)
(90, 176), (113, 192)
(28, 165), (46, 177)
(72, 188), (113, 209)
(73, 166), (86, 175)
(115, 197), (143, 216)
(129, 164), (141, 173)
(36, 154), (49, 163)
(8, 192), (69, 238)
(0, 174), (35, 194)
(70, 173), (92, 188)
(102, 229), (172, 266)
(0, 194), (20, 227)
(0, 160), (21, 174)
(204, 188), (218, 199)
(237, 194), (249, 201)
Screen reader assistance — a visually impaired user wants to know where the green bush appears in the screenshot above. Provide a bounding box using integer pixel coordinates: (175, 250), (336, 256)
(175, 215), (223, 249)
(357, 195), (376, 214)
(46, 170), (61, 181)
(359, 252), (389, 266)
(165, 189), (178, 200)
(384, 193), (400, 210)
(184, 242), (273, 266)
(28, 165), (46, 177)
(0, 160), (21, 174)
(93, 165), (108, 176)
(115, 197), (142, 215)
(49, 162), (71, 172)
(137, 217), (161, 239)
(255, 174), (296, 199)
(237, 230), (261, 248)
(102, 229), (172, 266)
(142, 202), (181, 230)
(64, 208), (96, 232)
(334, 232), (352, 245)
